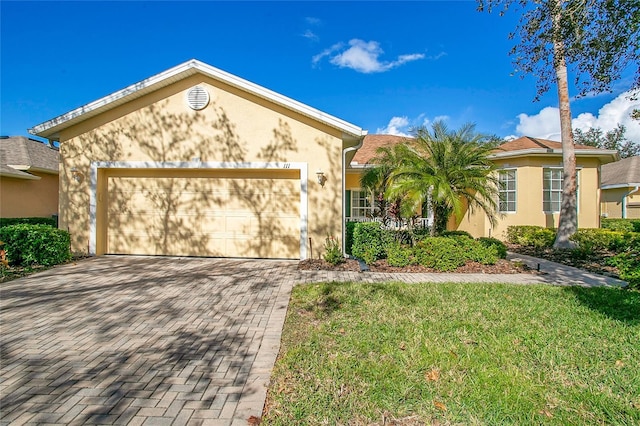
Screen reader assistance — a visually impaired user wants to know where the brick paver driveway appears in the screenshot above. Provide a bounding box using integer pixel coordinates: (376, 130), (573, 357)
(1, 256), (296, 425)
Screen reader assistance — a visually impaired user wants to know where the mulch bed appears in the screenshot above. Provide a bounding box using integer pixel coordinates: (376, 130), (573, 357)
(300, 244), (623, 277)
(299, 258), (536, 274)
(506, 244), (621, 278)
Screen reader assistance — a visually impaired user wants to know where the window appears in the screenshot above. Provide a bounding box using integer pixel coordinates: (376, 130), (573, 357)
(543, 168), (563, 212)
(351, 190), (373, 218)
(498, 169), (517, 212)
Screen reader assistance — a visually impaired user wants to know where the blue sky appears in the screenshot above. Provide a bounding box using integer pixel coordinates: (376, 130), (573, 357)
(2, 1), (639, 142)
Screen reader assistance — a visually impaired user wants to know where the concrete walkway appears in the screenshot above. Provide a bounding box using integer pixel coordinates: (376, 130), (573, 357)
(0, 255), (626, 426)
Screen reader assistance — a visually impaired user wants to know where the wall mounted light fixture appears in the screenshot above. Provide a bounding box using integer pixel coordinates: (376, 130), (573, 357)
(70, 167), (85, 183)
(316, 170), (327, 187)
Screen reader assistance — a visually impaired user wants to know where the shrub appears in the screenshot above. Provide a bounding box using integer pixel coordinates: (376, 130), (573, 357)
(414, 237), (467, 271)
(0, 217), (56, 228)
(386, 243), (413, 267)
(440, 230), (474, 239)
(602, 218), (640, 233)
(352, 222), (385, 264)
(345, 221), (356, 256)
(467, 243), (499, 265)
(477, 237), (507, 259)
(506, 225), (555, 248)
(608, 249), (640, 290)
(569, 229), (626, 252)
(323, 236), (344, 265)
(0, 224), (71, 266)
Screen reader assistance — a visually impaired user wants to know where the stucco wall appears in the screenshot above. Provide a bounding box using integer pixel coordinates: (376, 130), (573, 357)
(58, 74), (347, 258)
(0, 172), (59, 218)
(457, 156), (603, 239)
(602, 186), (640, 219)
(346, 155), (604, 240)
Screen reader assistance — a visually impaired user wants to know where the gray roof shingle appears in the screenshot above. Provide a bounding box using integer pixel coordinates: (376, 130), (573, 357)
(601, 156), (640, 186)
(0, 136), (59, 175)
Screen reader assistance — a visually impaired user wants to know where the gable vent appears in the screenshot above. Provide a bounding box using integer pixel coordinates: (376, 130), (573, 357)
(186, 85), (210, 110)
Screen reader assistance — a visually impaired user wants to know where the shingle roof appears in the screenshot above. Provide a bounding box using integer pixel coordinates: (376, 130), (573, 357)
(0, 136), (59, 177)
(350, 134), (408, 165)
(349, 134), (618, 167)
(601, 156), (640, 187)
(494, 136), (595, 152)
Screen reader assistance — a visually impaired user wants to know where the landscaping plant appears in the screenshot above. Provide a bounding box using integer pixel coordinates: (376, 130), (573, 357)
(0, 224), (71, 267)
(323, 236), (344, 265)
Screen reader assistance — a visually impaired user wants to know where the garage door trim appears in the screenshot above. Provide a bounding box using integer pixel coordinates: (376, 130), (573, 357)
(88, 161), (308, 258)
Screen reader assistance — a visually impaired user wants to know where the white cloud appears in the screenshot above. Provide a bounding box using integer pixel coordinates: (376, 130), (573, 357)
(312, 42), (343, 66)
(515, 90), (640, 142)
(376, 116), (411, 136)
(376, 114), (450, 136)
(301, 29), (319, 41)
(305, 17), (321, 26)
(314, 39), (425, 73)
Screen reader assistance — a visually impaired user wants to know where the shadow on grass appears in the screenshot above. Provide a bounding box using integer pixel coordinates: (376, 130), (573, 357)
(563, 286), (640, 325)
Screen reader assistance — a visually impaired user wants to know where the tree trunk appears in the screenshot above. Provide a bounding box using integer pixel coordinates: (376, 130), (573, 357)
(552, 3), (578, 249)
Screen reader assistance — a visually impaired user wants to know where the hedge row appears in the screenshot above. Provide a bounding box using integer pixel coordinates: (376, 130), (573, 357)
(0, 224), (71, 267)
(506, 225), (639, 290)
(505, 225), (639, 252)
(350, 222), (507, 271)
(0, 217), (57, 228)
(601, 218), (640, 233)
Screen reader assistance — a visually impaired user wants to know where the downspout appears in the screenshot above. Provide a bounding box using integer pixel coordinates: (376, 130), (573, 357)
(622, 186), (639, 219)
(342, 132), (367, 256)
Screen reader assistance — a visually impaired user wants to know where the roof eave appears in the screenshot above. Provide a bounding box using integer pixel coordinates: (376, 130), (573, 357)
(489, 148), (619, 163)
(601, 183), (640, 190)
(29, 59), (365, 141)
(0, 169), (41, 180)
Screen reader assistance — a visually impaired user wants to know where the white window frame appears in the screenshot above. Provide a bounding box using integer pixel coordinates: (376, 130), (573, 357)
(543, 167), (580, 213)
(350, 189), (374, 218)
(498, 168), (517, 213)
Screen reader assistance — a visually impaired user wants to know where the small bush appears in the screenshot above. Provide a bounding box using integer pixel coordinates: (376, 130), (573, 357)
(0, 217), (56, 228)
(506, 226), (555, 248)
(345, 221), (356, 256)
(570, 229), (626, 252)
(386, 243), (413, 267)
(477, 237), (507, 259)
(440, 230), (474, 239)
(0, 224), (71, 266)
(352, 222), (386, 264)
(602, 218), (640, 233)
(414, 237), (467, 271)
(608, 249), (640, 290)
(323, 236), (344, 265)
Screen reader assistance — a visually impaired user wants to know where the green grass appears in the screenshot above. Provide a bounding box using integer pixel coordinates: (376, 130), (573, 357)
(263, 283), (640, 425)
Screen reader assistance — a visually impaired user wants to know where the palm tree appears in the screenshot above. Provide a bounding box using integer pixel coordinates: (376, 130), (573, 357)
(387, 121), (500, 235)
(360, 144), (410, 224)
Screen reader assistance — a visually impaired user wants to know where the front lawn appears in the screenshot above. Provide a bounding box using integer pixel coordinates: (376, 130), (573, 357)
(263, 282), (640, 425)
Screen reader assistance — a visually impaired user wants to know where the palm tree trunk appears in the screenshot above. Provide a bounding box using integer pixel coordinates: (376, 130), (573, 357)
(552, 1), (578, 249)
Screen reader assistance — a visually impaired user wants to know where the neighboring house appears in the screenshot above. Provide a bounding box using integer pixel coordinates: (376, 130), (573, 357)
(0, 136), (59, 218)
(346, 135), (618, 239)
(29, 59), (367, 259)
(601, 156), (640, 219)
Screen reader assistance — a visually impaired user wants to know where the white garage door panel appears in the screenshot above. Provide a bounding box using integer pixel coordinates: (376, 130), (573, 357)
(107, 174), (300, 258)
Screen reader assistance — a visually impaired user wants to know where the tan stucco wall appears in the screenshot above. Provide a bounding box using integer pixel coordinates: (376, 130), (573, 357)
(601, 186), (640, 219)
(59, 74), (349, 258)
(0, 172), (59, 218)
(346, 156), (604, 240)
(457, 156), (603, 239)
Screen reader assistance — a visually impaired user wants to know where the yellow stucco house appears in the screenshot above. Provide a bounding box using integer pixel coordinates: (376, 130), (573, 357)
(29, 59), (367, 259)
(601, 156), (640, 219)
(0, 136), (59, 219)
(346, 135), (618, 240)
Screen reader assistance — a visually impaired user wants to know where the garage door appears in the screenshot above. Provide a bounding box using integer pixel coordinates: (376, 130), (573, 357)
(105, 169), (301, 259)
